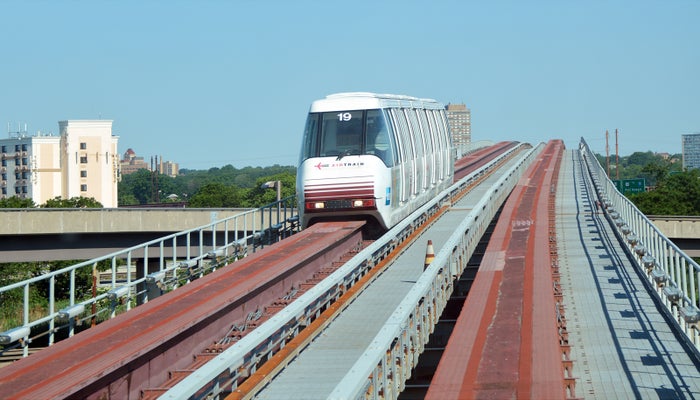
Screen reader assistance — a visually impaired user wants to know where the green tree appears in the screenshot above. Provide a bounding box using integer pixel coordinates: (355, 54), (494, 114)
(118, 192), (139, 206)
(0, 196), (35, 208)
(243, 173), (297, 207)
(117, 164), (296, 207)
(119, 169), (157, 204)
(0, 262), (45, 330)
(641, 162), (670, 186)
(629, 169), (700, 215)
(626, 151), (657, 168)
(42, 196), (103, 208)
(188, 182), (243, 207)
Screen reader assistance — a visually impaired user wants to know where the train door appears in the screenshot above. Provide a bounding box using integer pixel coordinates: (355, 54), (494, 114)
(364, 109), (395, 167)
(435, 110), (452, 179)
(409, 109), (425, 191)
(427, 110), (444, 182)
(402, 109), (420, 196)
(388, 108), (410, 204)
(426, 110), (443, 185)
(438, 110), (449, 179)
(396, 109), (417, 198)
(417, 109), (435, 188)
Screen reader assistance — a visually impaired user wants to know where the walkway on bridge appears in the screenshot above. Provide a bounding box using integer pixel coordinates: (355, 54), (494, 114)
(557, 149), (700, 398)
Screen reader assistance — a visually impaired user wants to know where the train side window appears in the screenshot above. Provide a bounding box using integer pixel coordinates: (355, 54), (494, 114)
(365, 109), (395, 166)
(401, 109), (420, 195)
(404, 109), (424, 158)
(426, 110), (443, 180)
(389, 108), (413, 201)
(388, 109), (405, 164)
(300, 113), (320, 161)
(395, 109), (414, 161)
(438, 111), (449, 177)
(436, 110), (453, 176)
(418, 109), (437, 183)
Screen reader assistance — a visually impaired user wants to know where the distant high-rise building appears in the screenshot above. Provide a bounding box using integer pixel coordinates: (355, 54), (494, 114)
(682, 133), (700, 170)
(0, 120), (119, 207)
(445, 103), (471, 150)
(120, 150), (179, 178)
(159, 159), (179, 177)
(120, 148), (150, 175)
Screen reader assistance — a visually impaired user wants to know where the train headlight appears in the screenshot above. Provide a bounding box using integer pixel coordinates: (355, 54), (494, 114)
(358, 199), (376, 208)
(306, 202), (325, 210)
(353, 200), (364, 207)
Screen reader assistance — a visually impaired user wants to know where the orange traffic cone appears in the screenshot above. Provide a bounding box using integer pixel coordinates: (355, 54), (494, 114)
(424, 240), (435, 270)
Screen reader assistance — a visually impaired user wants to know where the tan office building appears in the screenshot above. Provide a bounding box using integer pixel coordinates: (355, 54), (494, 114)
(59, 120), (120, 208)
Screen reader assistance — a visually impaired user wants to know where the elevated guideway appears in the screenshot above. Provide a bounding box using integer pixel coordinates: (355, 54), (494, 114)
(426, 140), (567, 399)
(4, 138), (700, 399)
(426, 141), (700, 400)
(0, 142), (527, 399)
(234, 144), (539, 399)
(0, 221), (367, 399)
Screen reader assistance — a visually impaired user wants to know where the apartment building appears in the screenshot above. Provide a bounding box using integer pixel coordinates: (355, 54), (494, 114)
(682, 133), (700, 171)
(0, 120), (119, 207)
(445, 103), (471, 152)
(59, 120), (119, 208)
(0, 133), (61, 203)
(159, 160), (179, 177)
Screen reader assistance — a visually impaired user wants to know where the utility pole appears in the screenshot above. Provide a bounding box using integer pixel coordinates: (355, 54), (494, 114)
(606, 130), (610, 177)
(151, 156), (160, 203)
(615, 129), (620, 180)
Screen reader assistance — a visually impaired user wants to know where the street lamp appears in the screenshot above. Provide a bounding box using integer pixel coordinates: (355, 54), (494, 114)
(261, 180), (282, 223)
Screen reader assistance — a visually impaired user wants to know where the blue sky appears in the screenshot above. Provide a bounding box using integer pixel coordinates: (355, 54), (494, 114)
(1, 1), (697, 169)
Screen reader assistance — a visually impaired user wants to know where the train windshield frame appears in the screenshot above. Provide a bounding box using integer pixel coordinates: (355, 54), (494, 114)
(299, 109), (396, 166)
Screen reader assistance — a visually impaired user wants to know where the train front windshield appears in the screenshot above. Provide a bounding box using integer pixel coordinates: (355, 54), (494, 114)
(300, 109), (395, 166)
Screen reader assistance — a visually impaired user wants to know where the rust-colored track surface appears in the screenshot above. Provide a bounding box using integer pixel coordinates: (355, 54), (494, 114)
(453, 141), (519, 182)
(0, 221), (364, 400)
(426, 140), (566, 399)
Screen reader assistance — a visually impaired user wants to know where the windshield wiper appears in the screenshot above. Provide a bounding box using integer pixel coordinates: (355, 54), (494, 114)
(336, 149), (352, 161)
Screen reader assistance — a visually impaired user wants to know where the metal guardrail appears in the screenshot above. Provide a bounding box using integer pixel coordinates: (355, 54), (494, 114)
(160, 142), (535, 399)
(0, 197), (299, 356)
(329, 143), (541, 399)
(455, 140), (493, 159)
(579, 138), (700, 349)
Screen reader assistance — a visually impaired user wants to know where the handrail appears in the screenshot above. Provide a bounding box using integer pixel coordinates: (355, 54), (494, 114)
(579, 138), (700, 348)
(0, 197), (299, 355)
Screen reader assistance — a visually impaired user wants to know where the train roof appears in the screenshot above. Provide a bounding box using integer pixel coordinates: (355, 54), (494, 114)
(310, 92), (445, 112)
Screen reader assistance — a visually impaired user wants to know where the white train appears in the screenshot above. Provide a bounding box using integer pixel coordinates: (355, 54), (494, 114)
(297, 92), (455, 235)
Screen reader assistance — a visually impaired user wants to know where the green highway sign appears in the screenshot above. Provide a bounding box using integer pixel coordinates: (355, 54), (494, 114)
(613, 178), (646, 195)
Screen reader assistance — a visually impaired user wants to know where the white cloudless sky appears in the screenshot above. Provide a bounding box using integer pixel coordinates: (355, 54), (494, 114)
(1, 0), (697, 169)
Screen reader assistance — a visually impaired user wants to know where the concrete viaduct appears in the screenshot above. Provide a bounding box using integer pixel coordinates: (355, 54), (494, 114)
(0, 209), (697, 262)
